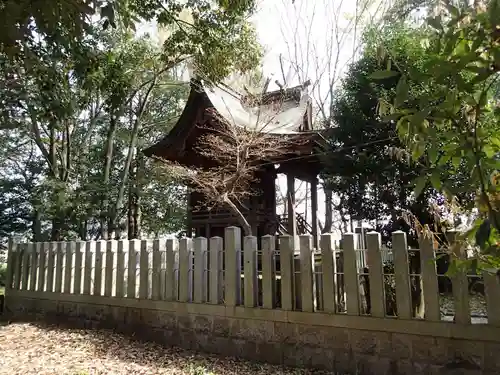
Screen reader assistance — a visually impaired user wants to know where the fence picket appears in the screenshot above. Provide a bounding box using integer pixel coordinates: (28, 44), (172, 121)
(73, 242), (83, 295)
(37, 242), (47, 292)
(280, 235), (294, 311)
(261, 235), (276, 309)
(152, 239), (161, 300)
(93, 241), (103, 296)
(484, 270), (500, 326)
(209, 237), (223, 305)
(29, 243), (38, 291)
(194, 237), (208, 303)
(343, 233), (360, 316)
(64, 242), (74, 294)
(179, 238), (193, 302)
(104, 241), (115, 297)
(139, 240), (149, 299)
(13, 242), (23, 290)
(366, 232), (385, 317)
(392, 231), (412, 319)
(419, 235), (440, 321)
(83, 242), (93, 295)
(20, 244), (30, 290)
(321, 234), (336, 313)
(224, 227), (242, 306)
(165, 238), (178, 301)
(243, 236), (258, 308)
(299, 235), (314, 312)
(127, 240), (138, 298)
(448, 231), (470, 324)
(54, 243), (64, 293)
(6, 238), (17, 290)
(115, 240), (126, 298)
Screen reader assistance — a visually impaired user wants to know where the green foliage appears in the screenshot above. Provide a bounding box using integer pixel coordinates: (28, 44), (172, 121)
(321, 23), (450, 239)
(0, 30), (190, 242)
(0, 0), (262, 83)
(374, 0), (500, 268)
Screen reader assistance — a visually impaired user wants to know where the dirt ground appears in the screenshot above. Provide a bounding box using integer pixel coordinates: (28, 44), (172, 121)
(0, 322), (331, 375)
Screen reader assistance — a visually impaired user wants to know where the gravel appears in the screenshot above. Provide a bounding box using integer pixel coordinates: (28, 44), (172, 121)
(0, 323), (332, 375)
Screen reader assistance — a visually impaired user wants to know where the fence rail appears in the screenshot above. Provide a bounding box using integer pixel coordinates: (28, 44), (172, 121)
(5, 228), (500, 325)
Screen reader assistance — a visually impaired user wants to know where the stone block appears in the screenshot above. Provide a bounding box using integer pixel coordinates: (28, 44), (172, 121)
(349, 330), (378, 355)
(376, 332), (393, 358)
(178, 329), (198, 350)
(232, 338), (259, 361)
(447, 339), (484, 370)
(230, 318), (274, 342)
(411, 336), (441, 364)
(256, 342), (283, 365)
(309, 347), (335, 371)
(157, 310), (177, 330)
(212, 317), (231, 336)
(412, 361), (429, 375)
(295, 324), (327, 346)
(391, 333), (413, 360)
(141, 309), (177, 329)
(177, 314), (192, 330)
(355, 354), (390, 375)
(191, 314), (213, 333)
(395, 359), (414, 375)
(58, 302), (78, 317)
(109, 306), (126, 325)
(204, 336), (234, 356)
(273, 321), (296, 344)
(427, 364), (444, 375)
(125, 307), (141, 325)
(322, 326), (351, 350)
(191, 333), (211, 352)
(333, 350), (355, 375)
(77, 303), (109, 321)
(282, 343), (313, 368)
(34, 299), (57, 315)
(163, 329), (180, 346)
(484, 342), (500, 371)
(147, 327), (171, 346)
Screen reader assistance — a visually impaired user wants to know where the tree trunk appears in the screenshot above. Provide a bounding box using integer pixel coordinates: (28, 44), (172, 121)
(79, 220), (88, 241)
(322, 188), (333, 233)
(32, 210), (42, 242)
(51, 217), (62, 241)
(127, 177), (135, 240)
(111, 81), (155, 236)
(101, 113), (118, 240)
(223, 194), (252, 236)
(134, 151), (144, 238)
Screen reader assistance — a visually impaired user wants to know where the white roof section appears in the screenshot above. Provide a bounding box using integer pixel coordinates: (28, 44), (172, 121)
(205, 84), (309, 134)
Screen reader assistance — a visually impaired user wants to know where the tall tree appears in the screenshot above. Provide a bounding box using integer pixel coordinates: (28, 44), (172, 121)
(0, 30), (191, 242)
(1, 0), (262, 83)
(321, 24), (444, 243)
(375, 0), (500, 268)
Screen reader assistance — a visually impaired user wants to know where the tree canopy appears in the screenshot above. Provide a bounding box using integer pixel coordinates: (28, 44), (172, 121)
(373, 0), (500, 268)
(0, 0), (264, 243)
(0, 0), (262, 83)
(321, 23), (451, 241)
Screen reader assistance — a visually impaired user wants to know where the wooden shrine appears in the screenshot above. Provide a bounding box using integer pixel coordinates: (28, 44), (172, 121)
(143, 79), (326, 248)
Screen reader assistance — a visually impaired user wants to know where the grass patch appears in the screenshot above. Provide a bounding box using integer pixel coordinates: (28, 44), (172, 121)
(0, 286), (4, 295)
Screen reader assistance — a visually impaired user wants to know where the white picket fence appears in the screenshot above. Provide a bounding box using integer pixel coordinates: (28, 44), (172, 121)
(4, 227), (500, 324)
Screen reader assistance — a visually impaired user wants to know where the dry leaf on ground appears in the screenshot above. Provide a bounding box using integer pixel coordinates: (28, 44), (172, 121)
(0, 323), (333, 375)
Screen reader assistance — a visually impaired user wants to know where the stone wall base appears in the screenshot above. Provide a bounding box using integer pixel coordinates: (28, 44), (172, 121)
(4, 294), (499, 375)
